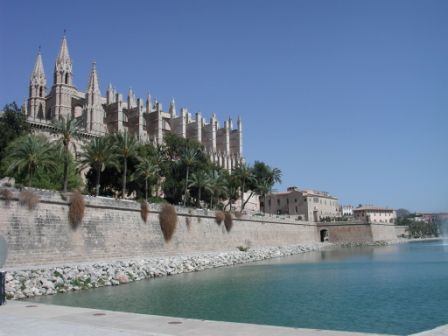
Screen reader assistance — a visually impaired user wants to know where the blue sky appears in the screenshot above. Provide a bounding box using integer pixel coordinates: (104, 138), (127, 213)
(1, 0), (447, 212)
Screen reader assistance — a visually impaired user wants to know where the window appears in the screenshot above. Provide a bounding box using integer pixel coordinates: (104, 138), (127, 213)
(287, 199), (289, 205)
(277, 199), (280, 206)
(39, 87), (43, 97)
(314, 197), (319, 203)
(65, 73), (69, 84)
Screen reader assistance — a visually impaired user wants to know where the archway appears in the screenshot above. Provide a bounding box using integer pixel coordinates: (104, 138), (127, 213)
(320, 229), (329, 242)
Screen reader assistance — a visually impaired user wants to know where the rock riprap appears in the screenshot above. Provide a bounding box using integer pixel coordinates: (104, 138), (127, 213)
(4, 243), (326, 300)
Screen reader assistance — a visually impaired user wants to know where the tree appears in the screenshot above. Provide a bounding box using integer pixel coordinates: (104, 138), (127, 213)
(78, 137), (119, 196)
(208, 170), (227, 209)
(233, 163), (255, 211)
(51, 116), (81, 192)
(133, 157), (159, 201)
(4, 135), (57, 187)
(180, 147), (200, 206)
(252, 161), (282, 213)
(0, 102), (30, 164)
(113, 131), (139, 198)
(188, 171), (212, 207)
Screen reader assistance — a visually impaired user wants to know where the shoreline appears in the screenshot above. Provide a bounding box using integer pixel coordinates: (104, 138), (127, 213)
(4, 242), (329, 300)
(3, 237), (442, 300)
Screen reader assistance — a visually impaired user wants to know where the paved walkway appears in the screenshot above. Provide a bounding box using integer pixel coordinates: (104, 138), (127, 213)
(1, 301), (447, 336)
(0, 301), (387, 336)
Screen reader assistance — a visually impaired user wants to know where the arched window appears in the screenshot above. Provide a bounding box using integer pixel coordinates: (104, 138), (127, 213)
(39, 87), (43, 97)
(65, 73), (69, 84)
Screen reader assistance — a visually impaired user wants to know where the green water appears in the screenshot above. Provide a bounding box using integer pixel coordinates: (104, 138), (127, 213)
(30, 240), (448, 335)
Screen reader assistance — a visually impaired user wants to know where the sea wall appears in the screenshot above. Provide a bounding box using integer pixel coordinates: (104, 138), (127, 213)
(0, 189), (318, 268)
(317, 221), (397, 243)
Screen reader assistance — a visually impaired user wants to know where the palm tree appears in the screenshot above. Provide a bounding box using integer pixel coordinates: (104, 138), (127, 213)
(180, 147), (199, 206)
(208, 170), (227, 209)
(5, 135), (57, 187)
(78, 137), (119, 196)
(188, 171), (212, 208)
(51, 116), (81, 192)
(256, 180), (271, 214)
(150, 144), (166, 197)
(113, 131), (139, 198)
(133, 157), (159, 201)
(233, 163), (255, 211)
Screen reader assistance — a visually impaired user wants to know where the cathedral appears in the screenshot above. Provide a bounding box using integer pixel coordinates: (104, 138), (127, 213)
(24, 35), (243, 170)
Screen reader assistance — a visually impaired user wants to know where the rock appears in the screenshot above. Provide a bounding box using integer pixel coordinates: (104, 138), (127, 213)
(116, 273), (129, 284)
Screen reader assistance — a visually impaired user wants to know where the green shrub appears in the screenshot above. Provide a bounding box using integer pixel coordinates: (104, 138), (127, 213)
(215, 211), (225, 224)
(19, 190), (39, 210)
(159, 204), (177, 242)
(68, 191), (85, 229)
(141, 201), (149, 223)
(224, 212), (233, 232)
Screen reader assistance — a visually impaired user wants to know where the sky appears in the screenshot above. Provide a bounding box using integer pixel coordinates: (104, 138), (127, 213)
(0, 0), (447, 213)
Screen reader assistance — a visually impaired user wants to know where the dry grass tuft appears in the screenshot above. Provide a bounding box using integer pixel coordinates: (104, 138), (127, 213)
(0, 188), (13, 206)
(68, 191), (85, 229)
(224, 212), (233, 232)
(215, 211), (225, 225)
(19, 190), (40, 210)
(141, 201), (149, 223)
(159, 204), (177, 242)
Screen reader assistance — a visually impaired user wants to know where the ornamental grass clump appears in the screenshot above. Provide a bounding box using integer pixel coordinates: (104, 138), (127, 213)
(141, 201), (149, 223)
(224, 212), (233, 232)
(19, 190), (39, 210)
(215, 210), (225, 225)
(68, 191), (85, 230)
(159, 204), (177, 242)
(0, 188), (13, 206)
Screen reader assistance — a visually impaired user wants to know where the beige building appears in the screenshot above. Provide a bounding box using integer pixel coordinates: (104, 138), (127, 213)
(353, 206), (396, 224)
(262, 186), (340, 222)
(24, 35), (243, 170)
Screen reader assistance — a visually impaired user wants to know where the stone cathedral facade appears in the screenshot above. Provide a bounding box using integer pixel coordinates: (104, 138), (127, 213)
(24, 36), (243, 170)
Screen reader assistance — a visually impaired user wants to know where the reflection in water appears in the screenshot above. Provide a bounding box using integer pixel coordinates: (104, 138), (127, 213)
(29, 240), (448, 335)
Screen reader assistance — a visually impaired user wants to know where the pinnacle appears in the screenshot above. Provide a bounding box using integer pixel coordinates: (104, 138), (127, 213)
(56, 34), (71, 64)
(87, 61), (100, 94)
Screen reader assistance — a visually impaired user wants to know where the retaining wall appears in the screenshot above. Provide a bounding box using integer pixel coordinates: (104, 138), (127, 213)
(0, 189), (318, 268)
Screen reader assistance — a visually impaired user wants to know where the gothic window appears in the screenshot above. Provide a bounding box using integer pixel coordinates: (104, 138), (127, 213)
(65, 73), (69, 84)
(39, 87), (43, 97)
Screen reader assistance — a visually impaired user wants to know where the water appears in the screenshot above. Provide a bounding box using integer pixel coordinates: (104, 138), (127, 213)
(29, 240), (448, 335)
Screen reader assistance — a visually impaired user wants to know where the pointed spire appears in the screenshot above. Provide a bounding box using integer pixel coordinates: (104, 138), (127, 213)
(87, 62), (100, 94)
(107, 82), (113, 92)
(31, 50), (46, 81)
(57, 34), (71, 64)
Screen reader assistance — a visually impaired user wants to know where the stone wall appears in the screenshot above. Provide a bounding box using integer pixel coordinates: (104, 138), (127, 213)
(0, 189), (318, 268)
(317, 221), (397, 243)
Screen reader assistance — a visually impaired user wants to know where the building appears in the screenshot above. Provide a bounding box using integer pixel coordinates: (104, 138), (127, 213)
(353, 206), (396, 224)
(262, 186), (340, 222)
(340, 205), (354, 216)
(23, 35), (243, 170)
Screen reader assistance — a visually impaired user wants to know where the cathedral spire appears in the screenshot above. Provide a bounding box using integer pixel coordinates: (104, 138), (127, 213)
(31, 50), (46, 82)
(54, 33), (73, 85)
(87, 62), (101, 95)
(56, 34), (71, 64)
